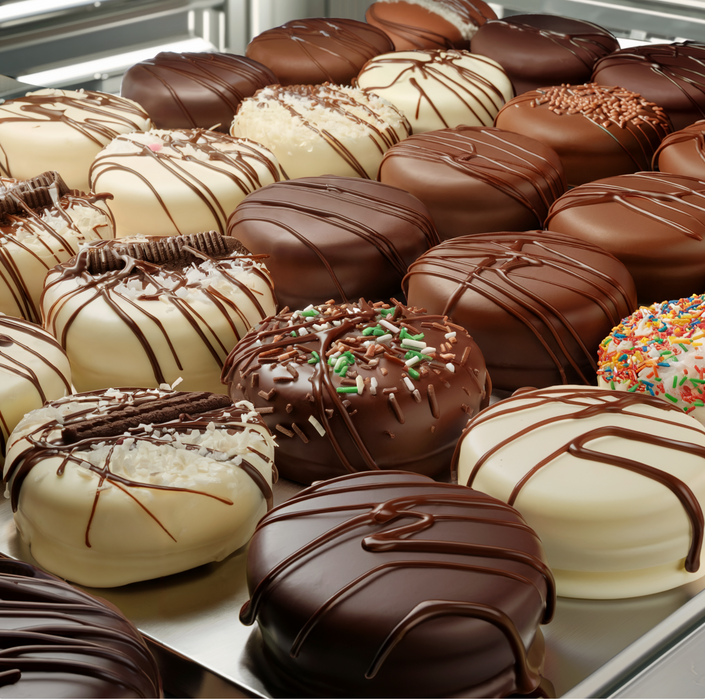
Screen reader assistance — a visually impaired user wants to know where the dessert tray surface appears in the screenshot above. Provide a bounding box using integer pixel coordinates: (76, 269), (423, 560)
(2, 477), (705, 698)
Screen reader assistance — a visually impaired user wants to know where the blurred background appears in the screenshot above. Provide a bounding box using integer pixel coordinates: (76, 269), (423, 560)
(0, 0), (704, 95)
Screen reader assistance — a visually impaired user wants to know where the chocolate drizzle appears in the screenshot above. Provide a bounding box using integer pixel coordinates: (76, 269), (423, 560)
(0, 558), (161, 697)
(457, 387), (705, 574)
(241, 470), (553, 697)
(653, 119), (705, 173)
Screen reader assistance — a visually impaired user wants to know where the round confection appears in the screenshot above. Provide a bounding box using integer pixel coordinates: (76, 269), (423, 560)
(597, 295), (705, 423)
(245, 18), (393, 86)
(3, 388), (276, 587)
(545, 171), (705, 305)
(378, 125), (566, 241)
(653, 120), (705, 179)
(592, 42), (705, 132)
(0, 171), (114, 323)
(471, 14), (619, 96)
(0, 314), (71, 464)
(455, 385), (705, 599)
(222, 300), (490, 485)
(227, 175), (440, 309)
(494, 83), (672, 187)
(230, 84), (410, 180)
(89, 128), (285, 238)
(355, 49), (513, 134)
(41, 232), (276, 394)
(365, 0), (497, 50)
(121, 51), (277, 132)
(0, 89), (152, 191)
(0, 558), (161, 696)
(402, 231), (637, 391)
(240, 470), (554, 697)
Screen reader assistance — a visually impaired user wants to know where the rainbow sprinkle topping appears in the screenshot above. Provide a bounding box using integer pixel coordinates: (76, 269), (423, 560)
(598, 295), (705, 414)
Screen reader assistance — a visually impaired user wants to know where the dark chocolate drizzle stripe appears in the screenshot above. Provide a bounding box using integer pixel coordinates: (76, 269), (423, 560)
(546, 172), (705, 241)
(43, 239), (273, 385)
(0, 561), (160, 697)
(653, 120), (705, 168)
(222, 299), (490, 475)
(403, 233), (634, 383)
(4, 390), (275, 544)
(457, 387), (705, 573)
(240, 475), (554, 693)
(355, 50), (508, 129)
(88, 130), (285, 235)
(380, 126), (565, 224)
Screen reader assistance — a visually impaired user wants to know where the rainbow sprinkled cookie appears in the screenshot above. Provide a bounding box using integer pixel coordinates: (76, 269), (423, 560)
(598, 294), (705, 421)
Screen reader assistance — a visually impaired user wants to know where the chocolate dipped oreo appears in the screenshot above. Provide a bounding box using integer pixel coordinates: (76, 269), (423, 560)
(121, 52), (277, 132)
(0, 558), (161, 696)
(246, 18), (393, 86)
(471, 14), (619, 95)
(653, 120), (705, 179)
(378, 125), (566, 240)
(41, 231), (275, 394)
(222, 300), (490, 485)
(4, 388), (276, 587)
(403, 231), (637, 391)
(495, 83), (672, 188)
(592, 42), (705, 131)
(546, 171), (705, 305)
(366, 0), (497, 50)
(227, 176), (440, 309)
(241, 470), (554, 697)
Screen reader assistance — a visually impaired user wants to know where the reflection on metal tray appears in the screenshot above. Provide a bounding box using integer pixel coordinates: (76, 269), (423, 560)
(2, 477), (705, 697)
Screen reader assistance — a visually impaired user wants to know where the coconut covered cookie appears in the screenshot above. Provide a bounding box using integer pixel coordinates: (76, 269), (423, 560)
(3, 388), (276, 587)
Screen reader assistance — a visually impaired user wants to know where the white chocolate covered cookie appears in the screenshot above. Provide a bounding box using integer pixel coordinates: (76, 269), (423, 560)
(230, 83), (410, 179)
(355, 49), (513, 133)
(41, 232), (276, 394)
(455, 385), (705, 599)
(90, 128), (286, 238)
(0, 89), (152, 191)
(3, 388), (276, 587)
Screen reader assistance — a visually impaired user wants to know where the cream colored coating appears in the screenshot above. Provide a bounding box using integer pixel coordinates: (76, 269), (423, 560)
(0, 179), (114, 323)
(230, 84), (411, 179)
(376, 0), (482, 39)
(41, 248), (276, 394)
(3, 389), (275, 587)
(456, 385), (705, 599)
(355, 50), (513, 133)
(90, 129), (286, 238)
(0, 314), (71, 464)
(0, 89), (152, 191)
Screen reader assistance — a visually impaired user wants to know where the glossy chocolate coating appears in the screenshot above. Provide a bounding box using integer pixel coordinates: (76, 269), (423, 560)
(366, 0), (496, 51)
(0, 558), (160, 697)
(471, 14), (619, 95)
(121, 52), (276, 133)
(246, 18), (393, 86)
(546, 171), (705, 305)
(222, 300), (490, 484)
(495, 83), (672, 187)
(378, 125), (566, 240)
(654, 120), (705, 179)
(403, 231), (637, 391)
(227, 176), (440, 309)
(592, 42), (705, 132)
(241, 470), (554, 697)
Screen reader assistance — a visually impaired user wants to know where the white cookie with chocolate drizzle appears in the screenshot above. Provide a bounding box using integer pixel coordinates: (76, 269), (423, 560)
(3, 388), (276, 587)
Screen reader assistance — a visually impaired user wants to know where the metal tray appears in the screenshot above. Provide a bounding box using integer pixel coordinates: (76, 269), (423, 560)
(2, 477), (705, 698)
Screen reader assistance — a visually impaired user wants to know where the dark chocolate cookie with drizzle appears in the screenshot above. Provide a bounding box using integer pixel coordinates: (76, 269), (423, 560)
(0, 557), (161, 697)
(3, 387), (276, 587)
(653, 119), (705, 180)
(402, 231), (637, 391)
(222, 299), (490, 485)
(227, 175), (440, 309)
(241, 469), (554, 697)
(456, 385), (705, 598)
(41, 231), (275, 394)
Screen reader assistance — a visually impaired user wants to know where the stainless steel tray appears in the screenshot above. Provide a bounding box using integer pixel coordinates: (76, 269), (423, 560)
(2, 477), (705, 698)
